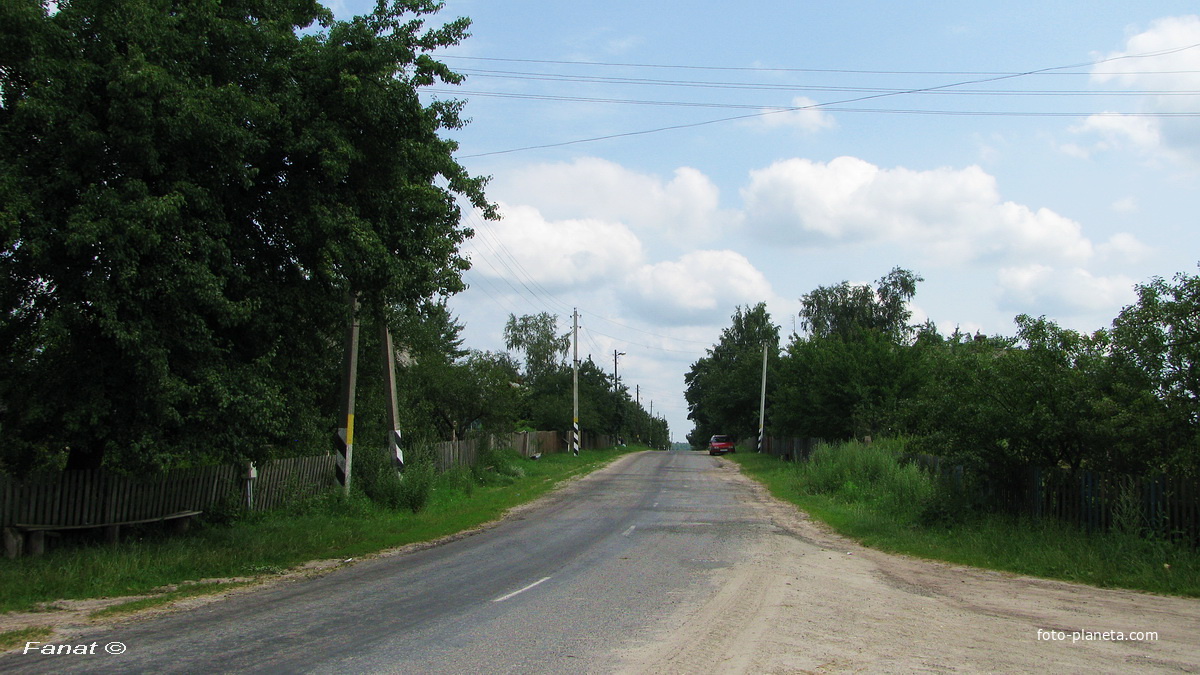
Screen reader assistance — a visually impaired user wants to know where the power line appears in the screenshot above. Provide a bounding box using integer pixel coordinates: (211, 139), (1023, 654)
(582, 326), (706, 355)
(465, 214), (571, 317)
(448, 41), (1200, 158)
(440, 53), (1200, 77)
(450, 67), (1200, 97)
(429, 88), (1200, 118)
(577, 308), (716, 345)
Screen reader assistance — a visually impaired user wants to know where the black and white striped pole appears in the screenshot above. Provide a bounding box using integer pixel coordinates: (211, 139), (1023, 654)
(380, 322), (404, 472)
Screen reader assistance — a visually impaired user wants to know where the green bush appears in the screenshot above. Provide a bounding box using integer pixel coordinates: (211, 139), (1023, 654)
(398, 454), (436, 513)
(471, 445), (525, 486)
(793, 438), (934, 519)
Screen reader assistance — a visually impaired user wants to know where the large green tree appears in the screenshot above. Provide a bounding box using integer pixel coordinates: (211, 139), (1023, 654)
(0, 0), (492, 475)
(684, 303), (779, 446)
(1109, 268), (1200, 475)
(798, 266), (923, 343)
(906, 316), (1177, 485)
(503, 312), (570, 384)
(772, 267), (925, 441)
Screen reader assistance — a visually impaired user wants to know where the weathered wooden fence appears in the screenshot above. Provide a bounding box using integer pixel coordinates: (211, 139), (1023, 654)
(433, 430), (614, 471)
(2, 464), (238, 529)
(1, 455), (338, 528)
(249, 455), (338, 512)
(3, 430), (627, 554)
(759, 436), (823, 462)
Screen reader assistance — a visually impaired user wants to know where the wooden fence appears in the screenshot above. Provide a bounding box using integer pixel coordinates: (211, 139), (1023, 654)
(1, 455), (338, 528)
(433, 430), (614, 471)
(2, 464), (239, 529)
(249, 455), (337, 512)
(1022, 469), (1200, 545)
(759, 436), (823, 462)
(3, 429), (624, 554)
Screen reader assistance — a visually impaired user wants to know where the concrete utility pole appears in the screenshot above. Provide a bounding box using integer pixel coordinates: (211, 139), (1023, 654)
(757, 341), (768, 453)
(336, 296), (405, 493)
(380, 322), (404, 471)
(613, 349), (625, 443)
(335, 295), (361, 493)
(572, 308), (580, 456)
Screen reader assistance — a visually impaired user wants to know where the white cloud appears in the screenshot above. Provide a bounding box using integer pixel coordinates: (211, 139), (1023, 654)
(1096, 232), (1153, 265)
(741, 156), (1099, 264)
(1071, 114), (1164, 156)
(1077, 16), (1200, 162)
(755, 97), (837, 133)
(1111, 196), (1138, 213)
(491, 157), (737, 242)
(996, 265), (1137, 316)
(467, 203), (643, 292)
(623, 250), (775, 326)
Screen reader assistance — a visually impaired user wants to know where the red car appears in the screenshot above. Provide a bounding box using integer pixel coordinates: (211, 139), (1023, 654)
(708, 434), (736, 456)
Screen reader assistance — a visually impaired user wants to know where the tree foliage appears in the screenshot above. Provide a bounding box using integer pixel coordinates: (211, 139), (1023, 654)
(684, 303), (779, 446)
(503, 312), (570, 384)
(799, 267), (923, 343)
(0, 0), (492, 475)
(769, 268), (924, 441)
(764, 264), (1200, 485)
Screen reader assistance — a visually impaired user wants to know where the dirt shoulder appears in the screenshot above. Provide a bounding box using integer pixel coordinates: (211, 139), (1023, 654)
(622, 458), (1200, 674)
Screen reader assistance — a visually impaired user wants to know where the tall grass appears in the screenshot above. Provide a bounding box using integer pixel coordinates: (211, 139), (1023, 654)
(729, 440), (1200, 597)
(793, 438), (933, 518)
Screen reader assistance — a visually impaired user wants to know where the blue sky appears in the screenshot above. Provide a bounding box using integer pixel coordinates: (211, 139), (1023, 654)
(334, 2), (1200, 443)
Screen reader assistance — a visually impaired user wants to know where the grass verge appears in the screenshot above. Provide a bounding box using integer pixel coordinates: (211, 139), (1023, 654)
(0, 626), (54, 652)
(728, 441), (1200, 597)
(0, 445), (643, 615)
(87, 581), (250, 619)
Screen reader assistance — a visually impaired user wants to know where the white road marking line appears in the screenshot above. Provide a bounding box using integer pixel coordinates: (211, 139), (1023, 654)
(622, 525), (636, 537)
(492, 576), (552, 603)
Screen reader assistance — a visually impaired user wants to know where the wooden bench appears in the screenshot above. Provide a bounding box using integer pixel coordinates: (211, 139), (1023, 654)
(3, 510), (202, 557)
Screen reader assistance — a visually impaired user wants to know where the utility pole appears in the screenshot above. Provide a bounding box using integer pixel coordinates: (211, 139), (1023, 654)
(572, 308), (579, 456)
(336, 296), (405, 494)
(613, 349), (624, 388)
(380, 322), (403, 471)
(613, 349), (625, 443)
(635, 383), (640, 442)
(757, 341), (768, 453)
(335, 295), (361, 494)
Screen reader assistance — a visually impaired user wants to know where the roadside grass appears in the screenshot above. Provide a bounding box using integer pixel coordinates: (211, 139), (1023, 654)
(0, 445), (643, 614)
(0, 626), (53, 652)
(728, 442), (1200, 597)
(87, 581), (250, 619)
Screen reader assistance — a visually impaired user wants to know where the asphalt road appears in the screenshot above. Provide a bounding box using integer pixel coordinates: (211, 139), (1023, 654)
(4, 450), (761, 674)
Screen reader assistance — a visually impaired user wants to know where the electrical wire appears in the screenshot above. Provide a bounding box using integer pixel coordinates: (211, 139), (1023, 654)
(437, 41), (1200, 158)
(448, 67), (1200, 97)
(440, 53), (1200, 77)
(428, 88), (1200, 117)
